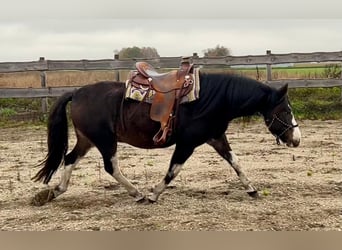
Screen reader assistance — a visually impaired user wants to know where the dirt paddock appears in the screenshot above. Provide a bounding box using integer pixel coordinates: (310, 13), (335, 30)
(0, 120), (341, 231)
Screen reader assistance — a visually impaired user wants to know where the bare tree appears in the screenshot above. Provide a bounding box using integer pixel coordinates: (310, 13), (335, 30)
(118, 46), (143, 59)
(141, 47), (160, 58)
(117, 46), (160, 59)
(203, 45), (231, 57)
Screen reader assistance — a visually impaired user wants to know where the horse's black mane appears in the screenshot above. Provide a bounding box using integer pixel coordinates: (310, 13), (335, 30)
(198, 72), (274, 119)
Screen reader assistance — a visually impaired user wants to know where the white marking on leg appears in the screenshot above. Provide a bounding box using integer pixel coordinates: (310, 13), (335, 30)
(54, 158), (80, 197)
(171, 163), (183, 178)
(111, 155), (143, 200)
(149, 180), (166, 202)
(149, 163), (183, 202)
(229, 151), (239, 165)
(228, 151), (256, 193)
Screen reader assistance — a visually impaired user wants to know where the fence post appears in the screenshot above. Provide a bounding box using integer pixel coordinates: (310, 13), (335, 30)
(266, 50), (272, 82)
(114, 54), (120, 82)
(39, 57), (48, 113)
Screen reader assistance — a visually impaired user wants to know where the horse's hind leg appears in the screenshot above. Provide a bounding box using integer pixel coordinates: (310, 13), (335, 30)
(31, 131), (92, 206)
(207, 134), (259, 197)
(53, 132), (92, 196)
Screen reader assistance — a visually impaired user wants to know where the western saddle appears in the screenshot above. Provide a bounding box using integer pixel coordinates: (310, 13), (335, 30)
(127, 58), (194, 145)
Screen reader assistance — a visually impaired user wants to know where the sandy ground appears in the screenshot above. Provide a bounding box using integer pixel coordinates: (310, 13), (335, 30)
(0, 120), (341, 231)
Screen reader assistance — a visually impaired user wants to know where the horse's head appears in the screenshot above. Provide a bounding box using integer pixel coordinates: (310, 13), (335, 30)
(263, 84), (301, 147)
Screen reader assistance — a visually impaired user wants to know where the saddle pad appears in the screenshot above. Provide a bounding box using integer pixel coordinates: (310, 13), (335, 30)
(125, 68), (200, 104)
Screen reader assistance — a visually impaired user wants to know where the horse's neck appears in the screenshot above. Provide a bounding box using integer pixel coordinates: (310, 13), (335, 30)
(228, 80), (269, 118)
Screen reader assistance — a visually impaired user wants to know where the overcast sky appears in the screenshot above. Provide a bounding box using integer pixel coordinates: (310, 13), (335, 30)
(1, 0), (342, 61)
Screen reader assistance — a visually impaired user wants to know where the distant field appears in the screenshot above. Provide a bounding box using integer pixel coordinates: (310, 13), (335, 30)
(0, 70), (118, 88)
(232, 66), (331, 81)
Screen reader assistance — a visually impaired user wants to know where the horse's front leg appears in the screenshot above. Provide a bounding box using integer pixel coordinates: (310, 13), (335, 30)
(148, 144), (194, 202)
(105, 153), (146, 202)
(207, 134), (259, 197)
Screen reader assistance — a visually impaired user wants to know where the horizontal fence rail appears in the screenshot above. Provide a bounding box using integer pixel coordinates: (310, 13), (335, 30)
(1, 78), (342, 99)
(1, 51), (342, 73)
(0, 87), (80, 98)
(265, 79), (342, 88)
(0, 57), (183, 73)
(1, 51), (342, 102)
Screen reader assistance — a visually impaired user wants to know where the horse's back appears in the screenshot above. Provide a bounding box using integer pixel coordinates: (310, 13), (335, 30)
(73, 81), (124, 102)
(70, 81), (168, 149)
(70, 81), (124, 133)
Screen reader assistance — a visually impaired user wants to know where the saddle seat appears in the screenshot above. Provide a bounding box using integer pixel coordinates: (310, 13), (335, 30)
(127, 59), (194, 145)
(135, 61), (191, 93)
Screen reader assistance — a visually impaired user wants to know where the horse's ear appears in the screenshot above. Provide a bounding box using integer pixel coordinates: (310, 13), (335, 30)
(278, 83), (288, 97)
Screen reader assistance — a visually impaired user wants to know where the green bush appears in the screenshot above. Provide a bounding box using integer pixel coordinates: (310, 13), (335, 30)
(323, 64), (342, 79)
(0, 107), (17, 117)
(288, 87), (342, 120)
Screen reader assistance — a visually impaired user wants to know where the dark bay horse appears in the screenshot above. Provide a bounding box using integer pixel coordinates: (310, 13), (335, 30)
(31, 72), (301, 205)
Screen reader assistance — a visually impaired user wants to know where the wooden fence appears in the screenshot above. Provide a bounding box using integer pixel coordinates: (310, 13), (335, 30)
(1, 50), (342, 111)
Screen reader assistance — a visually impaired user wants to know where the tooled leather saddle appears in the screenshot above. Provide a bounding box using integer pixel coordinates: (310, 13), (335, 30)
(127, 59), (194, 145)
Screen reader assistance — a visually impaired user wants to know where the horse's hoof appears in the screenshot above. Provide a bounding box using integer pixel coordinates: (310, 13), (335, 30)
(134, 196), (155, 205)
(147, 197), (157, 204)
(137, 198), (155, 205)
(146, 193), (158, 204)
(135, 195), (147, 204)
(247, 190), (259, 198)
(30, 189), (55, 206)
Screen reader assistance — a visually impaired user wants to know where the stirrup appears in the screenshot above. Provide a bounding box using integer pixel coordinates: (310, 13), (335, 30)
(153, 126), (169, 145)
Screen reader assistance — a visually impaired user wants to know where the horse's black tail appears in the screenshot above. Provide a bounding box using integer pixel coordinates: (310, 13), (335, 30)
(32, 91), (74, 184)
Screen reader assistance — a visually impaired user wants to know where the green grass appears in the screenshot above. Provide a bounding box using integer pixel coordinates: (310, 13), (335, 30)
(0, 98), (51, 126)
(0, 98), (43, 113)
(234, 66), (330, 79)
(273, 67), (326, 78)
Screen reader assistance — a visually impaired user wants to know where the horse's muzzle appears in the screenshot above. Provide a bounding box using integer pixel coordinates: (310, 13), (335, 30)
(286, 138), (300, 147)
(289, 125), (301, 147)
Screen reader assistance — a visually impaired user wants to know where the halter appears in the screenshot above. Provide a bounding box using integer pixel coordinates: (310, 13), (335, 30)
(267, 111), (299, 145)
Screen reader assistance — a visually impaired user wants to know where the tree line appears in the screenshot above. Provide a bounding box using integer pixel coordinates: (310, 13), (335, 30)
(115, 45), (230, 58)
